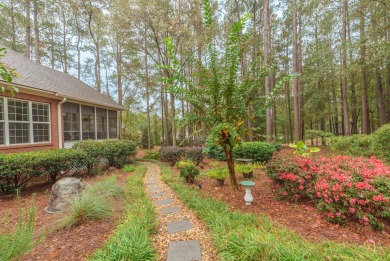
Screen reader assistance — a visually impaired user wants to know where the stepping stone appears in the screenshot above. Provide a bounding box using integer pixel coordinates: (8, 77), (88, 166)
(151, 192), (165, 198)
(148, 187), (161, 193)
(155, 198), (173, 206)
(167, 219), (193, 234)
(161, 206), (181, 214)
(146, 181), (157, 185)
(167, 240), (201, 261)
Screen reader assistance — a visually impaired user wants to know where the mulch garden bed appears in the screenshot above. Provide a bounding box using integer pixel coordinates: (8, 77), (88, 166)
(0, 169), (129, 261)
(169, 147), (390, 247)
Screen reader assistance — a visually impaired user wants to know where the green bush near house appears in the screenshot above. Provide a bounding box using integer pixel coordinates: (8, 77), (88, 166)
(158, 146), (183, 165)
(0, 149), (88, 193)
(73, 140), (137, 172)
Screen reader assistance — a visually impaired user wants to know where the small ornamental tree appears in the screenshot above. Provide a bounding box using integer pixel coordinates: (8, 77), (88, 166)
(160, 0), (294, 189)
(0, 48), (19, 96)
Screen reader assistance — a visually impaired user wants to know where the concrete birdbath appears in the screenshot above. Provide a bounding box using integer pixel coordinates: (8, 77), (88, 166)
(240, 181), (255, 205)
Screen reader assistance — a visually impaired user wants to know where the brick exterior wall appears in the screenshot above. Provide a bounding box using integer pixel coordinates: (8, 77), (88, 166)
(0, 92), (60, 154)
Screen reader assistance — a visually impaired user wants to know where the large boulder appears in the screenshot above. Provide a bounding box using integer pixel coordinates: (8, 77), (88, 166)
(45, 177), (85, 213)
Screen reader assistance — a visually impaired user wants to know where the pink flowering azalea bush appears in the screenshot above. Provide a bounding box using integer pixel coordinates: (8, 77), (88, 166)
(267, 155), (390, 230)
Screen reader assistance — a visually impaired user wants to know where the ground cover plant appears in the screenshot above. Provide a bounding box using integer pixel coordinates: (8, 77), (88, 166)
(0, 202), (35, 261)
(158, 162), (390, 260)
(89, 163), (156, 260)
(267, 155), (390, 230)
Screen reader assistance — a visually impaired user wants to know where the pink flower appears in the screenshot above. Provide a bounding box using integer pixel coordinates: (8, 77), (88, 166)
(363, 216), (369, 222)
(349, 208), (355, 214)
(282, 191), (287, 196)
(299, 185), (304, 190)
(358, 200), (366, 205)
(372, 194), (387, 202)
(349, 198), (357, 205)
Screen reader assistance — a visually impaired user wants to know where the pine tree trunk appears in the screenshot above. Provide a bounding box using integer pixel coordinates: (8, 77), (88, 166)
(341, 0), (350, 135)
(292, 0), (301, 142)
(264, 0), (272, 142)
(360, 6), (371, 134)
(25, 0), (31, 59)
(33, 0), (39, 63)
(144, 26), (151, 149)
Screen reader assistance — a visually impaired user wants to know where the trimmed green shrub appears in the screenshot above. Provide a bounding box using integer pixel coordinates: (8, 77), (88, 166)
(204, 145), (226, 161)
(331, 135), (374, 158)
(372, 124), (390, 164)
(233, 142), (275, 163)
(159, 146), (183, 165)
(73, 140), (137, 172)
(0, 149), (87, 193)
(183, 147), (204, 165)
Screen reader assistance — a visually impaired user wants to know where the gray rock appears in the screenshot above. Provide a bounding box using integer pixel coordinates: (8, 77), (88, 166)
(45, 177), (85, 213)
(161, 206), (181, 214)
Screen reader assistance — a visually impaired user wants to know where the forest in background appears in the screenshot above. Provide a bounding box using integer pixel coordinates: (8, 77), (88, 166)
(0, 0), (389, 147)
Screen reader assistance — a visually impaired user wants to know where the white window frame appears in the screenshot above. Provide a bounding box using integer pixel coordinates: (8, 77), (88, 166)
(0, 97), (51, 146)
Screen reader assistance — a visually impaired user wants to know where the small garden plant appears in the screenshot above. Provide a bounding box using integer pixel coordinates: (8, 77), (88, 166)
(206, 167), (229, 186)
(122, 165), (136, 172)
(176, 161), (199, 183)
(289, 140), (320, 157)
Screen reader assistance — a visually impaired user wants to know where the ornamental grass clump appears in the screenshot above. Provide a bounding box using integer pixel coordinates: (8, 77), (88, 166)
(267, 155), (390, 230)
(60, 177), (121, 229)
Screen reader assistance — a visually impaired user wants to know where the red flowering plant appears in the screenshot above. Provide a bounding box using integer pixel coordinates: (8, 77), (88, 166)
(267, 155), (390, 230)
(266, 156), (320, 202)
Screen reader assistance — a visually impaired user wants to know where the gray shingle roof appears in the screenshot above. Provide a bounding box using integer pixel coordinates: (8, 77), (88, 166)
(0, 45), (122, 110)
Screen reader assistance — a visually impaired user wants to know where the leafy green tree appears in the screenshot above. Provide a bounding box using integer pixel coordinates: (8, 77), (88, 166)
(0, 47), (18, 95)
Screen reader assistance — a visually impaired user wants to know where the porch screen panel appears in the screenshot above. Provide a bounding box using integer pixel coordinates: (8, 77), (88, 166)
(108, 110), (117, 139)
(32, 102), (50, 142)
(82, 105), (95, 140)
(96, 108), (107, 139)
(8, 99), (29, 144)
(64, 103), (80, 141)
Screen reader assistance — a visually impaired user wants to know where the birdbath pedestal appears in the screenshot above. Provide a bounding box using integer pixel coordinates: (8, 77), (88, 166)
(240, 181), (255, 205)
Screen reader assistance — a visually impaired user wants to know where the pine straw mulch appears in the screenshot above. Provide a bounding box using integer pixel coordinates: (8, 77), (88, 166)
(0, 168), (130, 261)
(144, 162), (218, 261)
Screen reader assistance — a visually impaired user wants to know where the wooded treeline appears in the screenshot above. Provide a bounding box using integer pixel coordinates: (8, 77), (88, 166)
(1, 0), (389, 147)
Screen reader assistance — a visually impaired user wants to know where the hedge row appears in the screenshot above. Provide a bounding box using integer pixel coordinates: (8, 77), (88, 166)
(206, 142), (278, 163)
(158, 147), (203, 165)
(331, 124), (390, 164)
(0, 140), (137, 193)
(267, 155), (390, 230)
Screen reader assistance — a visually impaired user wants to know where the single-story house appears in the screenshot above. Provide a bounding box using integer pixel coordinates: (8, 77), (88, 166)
(0, 45), (122, 153)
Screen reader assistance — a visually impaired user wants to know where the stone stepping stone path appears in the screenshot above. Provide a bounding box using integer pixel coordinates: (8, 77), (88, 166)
(167, 240), (202, 261)
(143, 162), (217, 260)
(167, 220), (193, 234)
(161, 206), (181, 215)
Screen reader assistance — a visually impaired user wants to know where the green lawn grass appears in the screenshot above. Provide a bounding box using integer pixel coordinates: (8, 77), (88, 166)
(157, 161), (390, 261)
(89, 163), (157, 260)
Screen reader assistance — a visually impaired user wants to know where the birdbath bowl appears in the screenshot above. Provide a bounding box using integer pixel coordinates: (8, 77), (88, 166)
(240, 181), (255, 205)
